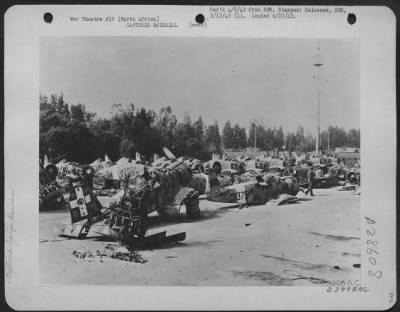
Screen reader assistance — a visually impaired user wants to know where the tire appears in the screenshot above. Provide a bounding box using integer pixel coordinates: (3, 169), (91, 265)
(329, 168), (338, 177)
(348, 173), (357, 184)
(283, 169), (290, 177)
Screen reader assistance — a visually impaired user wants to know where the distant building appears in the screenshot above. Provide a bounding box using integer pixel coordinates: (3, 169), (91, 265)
(334, 147), (360, 153)
(335, 148), (360, 168)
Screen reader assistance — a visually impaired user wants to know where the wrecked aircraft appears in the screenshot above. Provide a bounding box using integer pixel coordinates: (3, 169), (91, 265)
(204, 154), (246, 175)
(204, 168), (299, 205)
(58, 148), (199, 251)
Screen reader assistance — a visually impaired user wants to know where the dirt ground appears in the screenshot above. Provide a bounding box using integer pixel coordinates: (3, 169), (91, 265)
(39, 187), (360, 286)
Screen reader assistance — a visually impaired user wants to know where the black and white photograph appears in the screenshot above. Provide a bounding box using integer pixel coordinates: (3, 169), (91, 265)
(39, 36), (361, 286)
(4, 5), (396, 310)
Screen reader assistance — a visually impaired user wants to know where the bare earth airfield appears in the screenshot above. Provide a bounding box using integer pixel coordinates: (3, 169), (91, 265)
(40, 187), (360, 286)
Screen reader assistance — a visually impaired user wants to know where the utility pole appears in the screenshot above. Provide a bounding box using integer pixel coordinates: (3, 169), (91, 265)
(327, 127), (330, 152)
(252, 119), (263, 153)
(313, 41), (323, 156)
(254, 123), (257, 152)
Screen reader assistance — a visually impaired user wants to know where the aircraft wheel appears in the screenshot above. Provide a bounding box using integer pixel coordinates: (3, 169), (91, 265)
(329, 168), (338, 177)
(348, 173), (357, 184)
(283, 169), (290, 176)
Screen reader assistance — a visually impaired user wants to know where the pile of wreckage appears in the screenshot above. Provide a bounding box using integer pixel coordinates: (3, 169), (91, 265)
(39, 148), (360, 260)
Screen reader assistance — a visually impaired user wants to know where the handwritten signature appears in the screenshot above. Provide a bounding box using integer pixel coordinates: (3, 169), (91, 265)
(5, 188), (16, 282)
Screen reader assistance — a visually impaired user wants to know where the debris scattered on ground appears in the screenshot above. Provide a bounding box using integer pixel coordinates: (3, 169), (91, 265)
(101, 244), (148, 263)
(339, 185), (359, 191)
(40, 238), (72, 243)
(72, 249), (95, 259)
(72, 245), (147, 263)
(234, 270), (294, 286)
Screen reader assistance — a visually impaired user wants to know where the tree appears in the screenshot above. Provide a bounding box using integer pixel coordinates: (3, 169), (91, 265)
(120, 138), (136, 158)
(222, 121), (233, 149)
(327, 126), (347, 149)
(272, 126), (285, 153)
(346, 128), (360, 148)
(232, 124), (247, 150)
(156, 106), (178, 150)
(175, 113), (195, 156)
(192, 116), (208, 159)
(320, 126), (360, 151)
(205, 121), (221, 154)
(40, 92), (360, 164)
(70, 103), (96, 122)
(285, 133), (297, 153)
(238, 127), (247, 149)
(45, 126), (75, 161)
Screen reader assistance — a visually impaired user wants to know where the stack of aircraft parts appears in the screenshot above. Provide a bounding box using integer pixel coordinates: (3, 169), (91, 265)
(57, 148), (197, 256)
(58, 178), (186, 253)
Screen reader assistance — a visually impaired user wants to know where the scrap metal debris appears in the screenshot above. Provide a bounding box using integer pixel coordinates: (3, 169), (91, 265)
(339, 185), (359, 191)
(72, 249), (95, 259)
(100, 244), (147, 263)
(58, 148), (196, 256)
(72, 245), (147, 263)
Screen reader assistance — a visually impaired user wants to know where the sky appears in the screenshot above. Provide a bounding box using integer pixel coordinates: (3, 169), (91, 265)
(40, 37), (359, 135)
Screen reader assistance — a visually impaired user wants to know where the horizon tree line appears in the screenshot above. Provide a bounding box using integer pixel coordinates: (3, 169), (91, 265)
(40, 93), (360, 163)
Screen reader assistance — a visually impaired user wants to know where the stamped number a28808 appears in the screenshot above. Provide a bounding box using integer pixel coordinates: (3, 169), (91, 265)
(365, 216), (382, 279)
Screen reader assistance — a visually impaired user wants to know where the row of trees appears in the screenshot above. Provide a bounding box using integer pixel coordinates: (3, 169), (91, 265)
(40, 94), (223, 162)
(40, 94), (360, 163)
